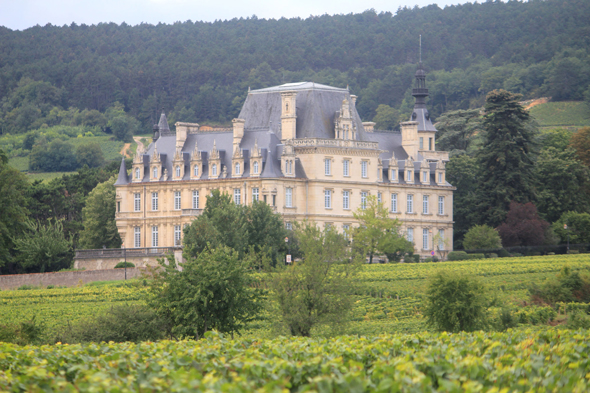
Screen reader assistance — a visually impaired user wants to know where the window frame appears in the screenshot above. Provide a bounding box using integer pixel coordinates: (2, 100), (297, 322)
(174, 225), (181, 246)
(391, 193), (398, 213)
(151, 226), (158, 247)
(134, 227), (141, 248)
(361, 161), (368, 178)
(423, 228), (429, 250)
(234, 188), (241, 205)
(438, 196), (445, 215)
(235, 162), (240, 175)
(151, 192), (158, 211)
(325, 158), (331, 176)
(285, 187), (293, 208)
(194, 165), (199, 177)
(343, 159), (350, 177)
(211, 164), (217, 176)
(174, 191), (181, 210)
(253, 161), (259, 174)
(134, 193), (141, 212)
(343, 190), (350, 210)
(361, 191), (367, 210)
(192, 190), (199, 209)
(252, 188), (259, 202)
(324, 189), (332, 209)
(423, 195), (429, 214)
(407, 194), (414, 213)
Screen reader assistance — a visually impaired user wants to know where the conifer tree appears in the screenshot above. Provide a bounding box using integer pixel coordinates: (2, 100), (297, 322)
(477, 89), (537, 227)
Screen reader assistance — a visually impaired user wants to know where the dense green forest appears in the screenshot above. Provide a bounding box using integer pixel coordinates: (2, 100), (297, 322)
(1, 0), (589, 134)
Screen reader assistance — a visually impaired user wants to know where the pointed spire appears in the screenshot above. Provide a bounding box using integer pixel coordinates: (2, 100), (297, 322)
(158, 112), (170, 133)
(192, 140), (201, 161)
(390, 151), (398, 167)
(174, 148), (183, 161)
(114, 157), (129, 185)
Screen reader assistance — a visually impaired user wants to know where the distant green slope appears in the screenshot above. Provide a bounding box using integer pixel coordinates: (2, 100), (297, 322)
(529, 101), (590, 129)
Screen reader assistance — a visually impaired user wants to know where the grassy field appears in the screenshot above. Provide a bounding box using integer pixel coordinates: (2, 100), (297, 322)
(1, 254), (589, 340)
(529, 101), (590, 128)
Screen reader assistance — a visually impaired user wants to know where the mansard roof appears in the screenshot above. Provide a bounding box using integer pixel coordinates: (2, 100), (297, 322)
(240, 82), (369, 140)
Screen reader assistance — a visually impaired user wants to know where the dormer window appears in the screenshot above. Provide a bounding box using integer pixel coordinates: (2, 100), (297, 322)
(153, 167), (158, 179)
(212, 164), (217, 177)
(194, 165), (199, 177)
(253, 161), (259, 174)
(235, 162), (240, 175)
(423, 171), (428, 182)
(176, 166), (181, 177)
(343, 124), (349, 140)
(419, 137), (424, 150)
(406, 170), (412, 182)
(135, 168), (140, 179)
(391, 170), (396, 181)
(438, 172), (443, 183)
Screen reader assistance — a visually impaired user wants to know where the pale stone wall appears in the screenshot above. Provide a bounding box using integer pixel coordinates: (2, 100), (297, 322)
(0, 268), (148, 290)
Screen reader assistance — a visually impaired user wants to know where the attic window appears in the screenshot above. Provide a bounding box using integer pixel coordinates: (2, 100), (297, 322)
(212, 164), (217, 176)
(153, 167), (158, 179)
(235, 162), (240, 175)
(135, 168), (140, 179)
(194, 165), (199, 177)
(253, 161), (259, 174)
(176, 166), (181, 177)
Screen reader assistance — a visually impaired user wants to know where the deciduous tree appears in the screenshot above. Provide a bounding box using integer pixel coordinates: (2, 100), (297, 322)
(462, 225), (502, 250)
(496, 201), (549, 247)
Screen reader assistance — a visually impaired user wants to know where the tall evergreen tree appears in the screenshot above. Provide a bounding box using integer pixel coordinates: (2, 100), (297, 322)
(477, 89), (537, 227)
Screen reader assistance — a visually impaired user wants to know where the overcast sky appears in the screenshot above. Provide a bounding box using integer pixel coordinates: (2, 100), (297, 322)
(0, 0), (471, 30)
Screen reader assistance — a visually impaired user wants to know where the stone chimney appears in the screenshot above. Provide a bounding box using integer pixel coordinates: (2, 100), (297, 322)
(280, 91), (297, 140)
(350, 94), (357, 106)
(362, 122), (376, 132)
(175, 122), (199, 150)
(400, 121), (419, 160)
(232, 118), (245, 147)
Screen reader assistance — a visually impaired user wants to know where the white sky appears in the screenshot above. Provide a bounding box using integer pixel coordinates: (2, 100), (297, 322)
(0, 0), (471, 30)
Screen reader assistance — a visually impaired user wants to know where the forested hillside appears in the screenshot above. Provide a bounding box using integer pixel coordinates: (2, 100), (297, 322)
(0, 0), (589, 133)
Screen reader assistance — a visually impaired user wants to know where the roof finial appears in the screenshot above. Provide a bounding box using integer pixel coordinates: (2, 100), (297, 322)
(419, 35), (422, 64)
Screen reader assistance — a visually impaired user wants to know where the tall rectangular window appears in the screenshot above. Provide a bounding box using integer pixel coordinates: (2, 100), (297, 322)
(174, 191), (181, 210)
(438, 196), (445, 215)
(343, 191), (350, 210)
(252, 188), (259, 202)
(423, 171), (428, 182)
(343, 224), (350, 239)
(192, 190), (199, 209)
(378, 192), (382, 203)
(134, 193), (141, 212)
(391, 169), (396, 182)
(285, 188), (293, 207)
(134, 227), (141, 248)
(325, 190), (332, 209)
(361, 161), (368, 178)
(438, 229), (445, 250)
(285, 222), (292, 230)
(438, 172), (443, 183)
(423, 195), (429, 214)
(407, 170), (412, 182)
(391, 193), (398, 213)
(151, 192), (158, 211)
(325, 158), (331, 175)
(407, 194), (413, 213)
(361, 192), (367, 209)
(429, 138), (433, 150)
(343, 159), (350, 176)
(419, 137), (424, 150)
(423, 228), (429, 250)
(194, 165), (199, 177)
(234, 188), (241, 205)
(174, 225), (181, 246)
(151, 226), (158, 247)
(407, 228), (414, 243)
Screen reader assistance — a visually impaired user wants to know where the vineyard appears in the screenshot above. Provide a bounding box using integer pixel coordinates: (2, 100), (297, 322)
(1, 329), (589, 392)
(1, 254), (589, 338)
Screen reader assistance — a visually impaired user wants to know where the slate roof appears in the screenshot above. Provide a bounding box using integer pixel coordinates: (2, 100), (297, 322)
(116, 77), (446, 186)
(240, 82), (369, 140)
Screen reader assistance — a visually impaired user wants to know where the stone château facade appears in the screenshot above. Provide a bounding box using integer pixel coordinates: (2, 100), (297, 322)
(114, 64), (454, 258)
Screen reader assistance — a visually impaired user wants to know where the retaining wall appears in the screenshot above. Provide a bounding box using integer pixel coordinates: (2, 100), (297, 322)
(0, 268), (148, 290)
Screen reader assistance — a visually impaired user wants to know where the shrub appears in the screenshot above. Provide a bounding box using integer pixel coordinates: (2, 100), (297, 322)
(468, 253), (485, 260)
(447, 251), (469, 261)
(498, 248), (511, 258)
(423, 271), (488, 332)
(0, 317), (44, 345)
(566, 311), (590, 329)
(59, 304), (165, 343)
(568, 250), (580, 254)
(496, 308), (518, 331)
(463, 225), (502, 250)
(487, 253), (498, 258)
(114, 262), (135, 268)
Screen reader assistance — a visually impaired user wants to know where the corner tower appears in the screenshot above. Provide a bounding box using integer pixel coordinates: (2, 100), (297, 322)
(410, 62), (437, 152)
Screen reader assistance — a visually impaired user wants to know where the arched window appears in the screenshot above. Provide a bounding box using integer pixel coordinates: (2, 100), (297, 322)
(212, 164), (217, 176)
(235, 162), (240, 175)
(153, 167), (158, 179)
(194, 165), (199, 177)
(253, 161), (259, 174)
(175, 166), (181, 177)
(135, 168), (140, 179)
